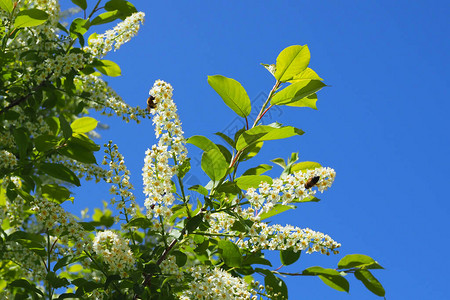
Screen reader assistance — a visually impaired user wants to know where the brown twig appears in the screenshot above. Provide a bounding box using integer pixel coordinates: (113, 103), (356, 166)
(0, 81), (46, 115)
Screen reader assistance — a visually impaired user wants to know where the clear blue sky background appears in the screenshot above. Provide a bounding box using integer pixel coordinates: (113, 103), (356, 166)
(61, 1), (449, 299)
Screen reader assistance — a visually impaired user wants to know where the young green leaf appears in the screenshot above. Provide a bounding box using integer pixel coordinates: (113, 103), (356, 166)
(242, 164), (273, 176)
(259, 204), (294, 220)
(218, 240), (242, 267)
(236, 125), (304, 151)
(303, 266), (349, 292)
(188, 185), (209, 196)
(90, 10), (121, 26)
(286, 93), (318, 109)
(338, 254), (384, 270)
(271, 80), (325, 107)
(291, 161), (322, 173)
(187, 135), (220, 152)
(94, 60), (121, 77)
(274, 45), (311, 82)
(288, 67), (323, 83)
(14, 9), (49, 28)
(0, 0), (13, 13)
(70, 117), (98, 134)
(215, 132), (235, 148)
(201, 149), (228, 182)
(207, 75), (251, 118)
(355, 270), (385, 297)
(235, 175), (272, 190)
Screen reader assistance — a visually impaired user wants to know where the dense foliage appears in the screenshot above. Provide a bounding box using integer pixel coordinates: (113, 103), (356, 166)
(0, 1), (385, 299)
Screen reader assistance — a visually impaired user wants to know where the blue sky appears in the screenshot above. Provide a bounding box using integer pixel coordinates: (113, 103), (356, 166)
(62, 1), (449, 299)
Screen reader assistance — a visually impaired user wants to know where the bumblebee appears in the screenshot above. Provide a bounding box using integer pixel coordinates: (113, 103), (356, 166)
(305, 176), (320, 189)
(147, 95), (156, 111)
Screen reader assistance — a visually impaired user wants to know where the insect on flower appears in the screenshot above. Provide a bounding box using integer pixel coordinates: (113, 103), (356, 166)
(305, 176), (320, 189)
(147, 95), (156, 111)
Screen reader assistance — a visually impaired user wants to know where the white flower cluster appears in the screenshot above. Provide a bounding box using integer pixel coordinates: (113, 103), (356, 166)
(92, 230), (135, 276)
(75, 74), (148, 123)
(50, 154), (108, 182)
(2, 240), (47, 281)
(142, 80), (187, 220)
(180, 266), (258, 300)
(240, 223), (341, 254)
(160, 255), (184, 282)
(245, 167), (336, 217)
(0, 150), (17, 169)
(0, 111), (51, 149)
(84, 12), (145, 58)
(102, 141), (138, 220)
(31, 197), (89, 255)
(35, 52), (86, 84)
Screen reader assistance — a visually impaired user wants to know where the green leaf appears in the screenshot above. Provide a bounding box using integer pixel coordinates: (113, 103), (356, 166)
(201, 149), (228, 182)
(271, 157), (286, 169)
(215, 132), (235, 148)
(71, 0), (87, 10)
(243, 164), (273, 176)
(93, 59), (121, 77)
(46, 272), (70, 289)
(14, 9), (49, 28)
(218, 240), (242, 267)
(288, 67), (323, 82)
(172, 250), (187, 267)
(69, 18), (89, 45)
(0, 0), (13, 13)
(286, 93), (318, 109)
(236, 125), (304, 151)
(271, 80), (325, 107)
(318, 275), (350, 293)
(105, 0), (137, 18)
(69, 134), (100, 151)
(35, 134), (60, 152)
(280, 248), (301, 266)
(90, 10), (121, 26)
(291, 161), (322, 173)
(186, 214), (203, 233)
(355, 270), (385, 297)
(338, 254), (384, 270)
(70, 117), (98, 134)
(125, 217), (152, 229)
(177, 158), (191, 179)
(207, 75), (251, 118)
(296, 196), (320, 203)
(59, 115), (72, 139)
(243, 252), (272, 267)
(274, 45), (311, 82)
(240, 141), (263, 161)
(38, 163), (81, 186)
(303, 266), (341, 276)
(303, 266), (349, 292)
(187, 135), (220, 152)
(42, 184), (71, 204)
(264, 272), (288, 300)
(235, 175), (272, 190)
(259, 204), (294, 220)
(188, 185), (209, 196)
(59, 140), (96, 164)
(13, 127), (28, 159)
